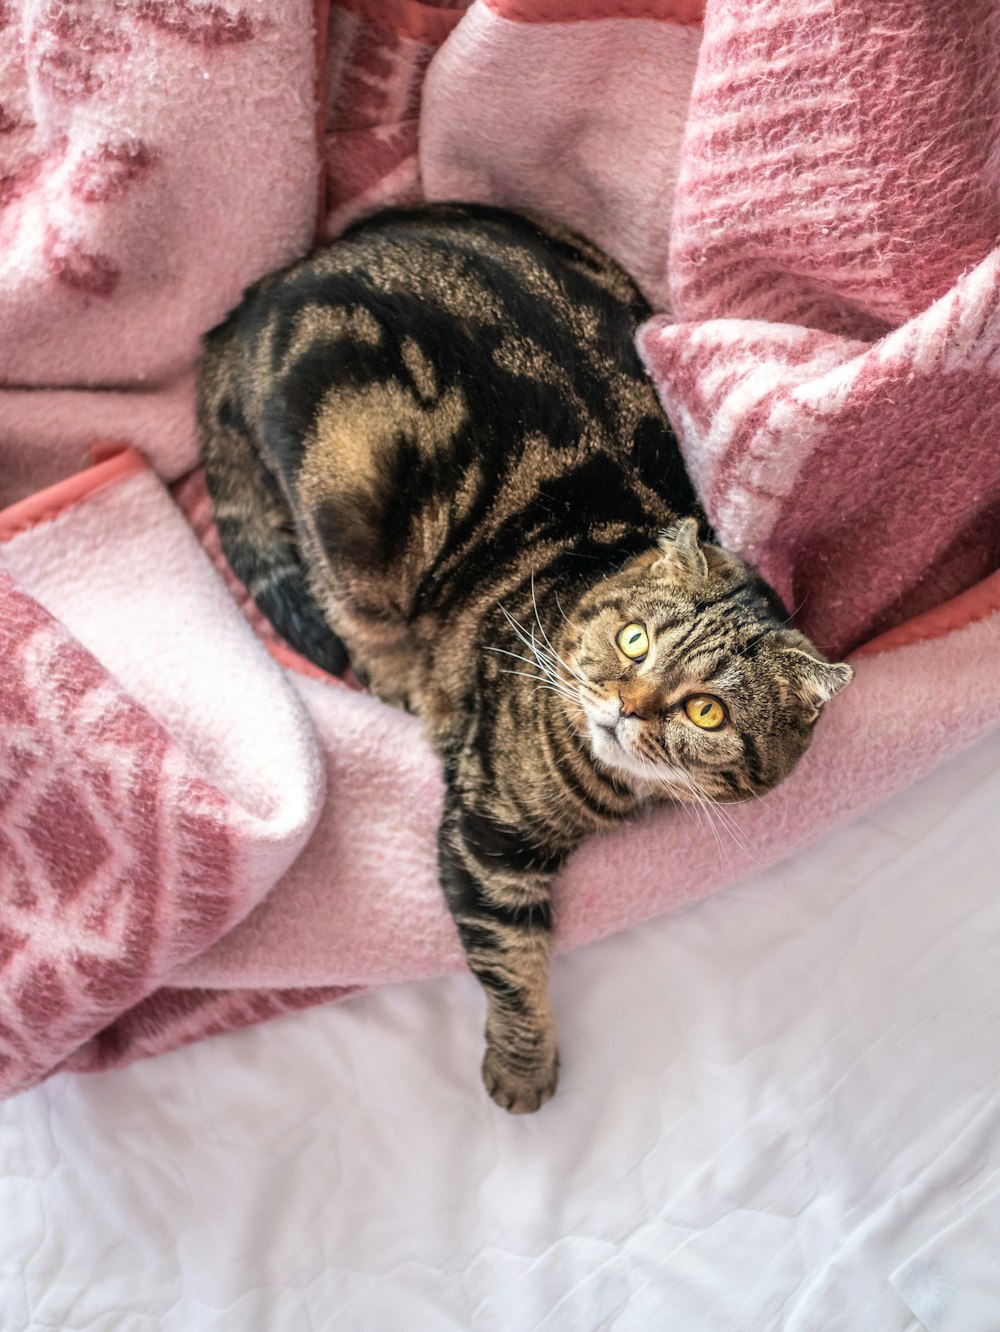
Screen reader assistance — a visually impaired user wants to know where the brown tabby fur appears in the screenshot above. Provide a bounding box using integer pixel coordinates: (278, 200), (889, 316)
(198, 204), (852, 1112)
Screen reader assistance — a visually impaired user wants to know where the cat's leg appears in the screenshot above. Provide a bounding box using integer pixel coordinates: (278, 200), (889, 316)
(439, 791), (563, 1113)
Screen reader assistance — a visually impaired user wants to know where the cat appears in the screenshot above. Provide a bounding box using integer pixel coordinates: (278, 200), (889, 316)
(197, 203), (852, 1113)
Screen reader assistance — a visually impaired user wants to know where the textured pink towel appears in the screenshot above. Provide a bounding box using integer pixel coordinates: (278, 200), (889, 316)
(2, 0), (999, 1098)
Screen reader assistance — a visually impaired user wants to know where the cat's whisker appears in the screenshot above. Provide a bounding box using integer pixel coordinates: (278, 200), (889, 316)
(524, 627), (569, 678)
(496, 666), (582, 712)
(665, 756), (758, 866)
(553, 590), (573, 629)
(670, 766), (733, 873)
(529, 574), (561, 661)
(499, 604), (593, 699)
(672, 780), (711, 841)
(499, 605), (550, 666)
(504, 587), (583, 687)
(695, 787), (762, 866)
(636, 740), (676, 788)
(631, 736), (701, 819)
(636, 747), (731, 870)
(484, 644), (554, 672)
(497, 665), (578, 697)
(634, 735), (731, 872)
(530, 685), (582, 710)
(529, 575), (592, 690)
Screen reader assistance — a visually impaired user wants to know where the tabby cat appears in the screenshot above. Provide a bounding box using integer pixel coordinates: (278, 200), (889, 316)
(198, 204), (852, 1113)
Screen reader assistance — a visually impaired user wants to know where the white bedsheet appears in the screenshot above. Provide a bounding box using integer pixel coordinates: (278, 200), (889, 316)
(4, 726), (1000, 1332)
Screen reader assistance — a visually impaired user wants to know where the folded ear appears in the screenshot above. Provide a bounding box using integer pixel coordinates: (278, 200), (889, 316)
(655, 517), (709, 582)
(779, 645), (854, 711)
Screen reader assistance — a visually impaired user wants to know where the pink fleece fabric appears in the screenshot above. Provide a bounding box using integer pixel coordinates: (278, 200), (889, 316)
(1, 0), (999, 1096)
(636, 0), (1000, 656)
(0, 0), (321, 500)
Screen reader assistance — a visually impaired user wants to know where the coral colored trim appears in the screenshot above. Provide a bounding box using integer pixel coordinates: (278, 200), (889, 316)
(332, 0), (469, 44)
(3, 445), (995, 671)
(90, 440), (133, 465)
(0, 445), (146, 541)
(314, 0), (332, 241)
(266, 638), (348, 685)
(853, 568), (1000, 659)
(483, 0), (703, 23)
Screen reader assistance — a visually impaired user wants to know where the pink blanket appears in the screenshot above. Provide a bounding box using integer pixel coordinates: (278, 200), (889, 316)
(2, 0), (999, 1099)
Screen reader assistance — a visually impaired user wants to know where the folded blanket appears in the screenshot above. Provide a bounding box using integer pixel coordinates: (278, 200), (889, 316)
(422, 0), (1000, 658)
(640, 0), (1000, 656)
(0, 0), (322, 499)
(2, 0), (999, 1098)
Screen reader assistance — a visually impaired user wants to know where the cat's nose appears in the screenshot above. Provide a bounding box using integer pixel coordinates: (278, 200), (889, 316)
(619, 693), (648, 720)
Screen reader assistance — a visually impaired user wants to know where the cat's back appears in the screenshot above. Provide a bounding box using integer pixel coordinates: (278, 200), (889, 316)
(204, 203), (662, 477)
(199, 204), (697, 644)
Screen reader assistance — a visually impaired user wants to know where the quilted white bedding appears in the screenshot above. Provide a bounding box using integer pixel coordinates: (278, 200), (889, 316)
(3, 726), (1000, 1332)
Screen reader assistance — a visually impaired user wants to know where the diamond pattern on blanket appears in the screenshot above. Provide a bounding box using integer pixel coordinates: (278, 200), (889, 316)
(26, 781), (110, 905)
(0, 572), (238, 1097)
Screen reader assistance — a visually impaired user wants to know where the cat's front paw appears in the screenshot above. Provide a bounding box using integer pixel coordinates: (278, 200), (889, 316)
(481, 1044), (559, 1114)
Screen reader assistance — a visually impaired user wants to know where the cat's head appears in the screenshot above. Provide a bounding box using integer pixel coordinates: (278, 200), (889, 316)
(558, 518), (853, 802)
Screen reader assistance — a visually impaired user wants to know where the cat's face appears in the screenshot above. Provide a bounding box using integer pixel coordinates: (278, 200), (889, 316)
(559, 519), (852, 803)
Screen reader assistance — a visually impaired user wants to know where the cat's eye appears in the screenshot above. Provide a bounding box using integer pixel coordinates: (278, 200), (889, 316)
(616, 623), (649, 661)
(685, 695), (727, 730)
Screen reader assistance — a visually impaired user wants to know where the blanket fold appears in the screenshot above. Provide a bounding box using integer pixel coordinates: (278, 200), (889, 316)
(0, 461), (324, 1095)
(639, 243), (1000, 655)
(2, 0), (999, 1097)
(638, 0), (1000, 656)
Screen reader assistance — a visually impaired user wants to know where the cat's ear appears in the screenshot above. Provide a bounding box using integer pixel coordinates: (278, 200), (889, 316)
(655, 517), (709, 582)
(777, 642), (854, 713)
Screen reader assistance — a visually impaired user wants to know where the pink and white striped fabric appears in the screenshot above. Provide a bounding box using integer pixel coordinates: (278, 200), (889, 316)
(1, 0), (999, 1098)
(639, 0), (1000, 656)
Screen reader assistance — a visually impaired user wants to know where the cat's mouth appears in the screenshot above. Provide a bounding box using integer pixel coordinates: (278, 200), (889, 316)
(579, 702), (694, 797)
(597, 716), (644, 762)
(585, 709), (664, 785)
(586, 710), (623, 748)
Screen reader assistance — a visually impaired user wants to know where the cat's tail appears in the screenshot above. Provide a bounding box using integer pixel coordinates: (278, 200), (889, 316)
(196, 321), (350, 678)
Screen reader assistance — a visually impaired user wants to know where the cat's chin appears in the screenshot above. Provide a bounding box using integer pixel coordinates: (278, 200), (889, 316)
(586, 717), (689, 794)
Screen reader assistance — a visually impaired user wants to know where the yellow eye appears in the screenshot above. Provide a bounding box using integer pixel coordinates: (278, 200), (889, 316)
(685, 695), (727, 730)
(617, 623), (649, 660)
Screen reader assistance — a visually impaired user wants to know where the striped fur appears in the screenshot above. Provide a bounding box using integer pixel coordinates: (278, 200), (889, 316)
(198, 205), (851, 1112)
